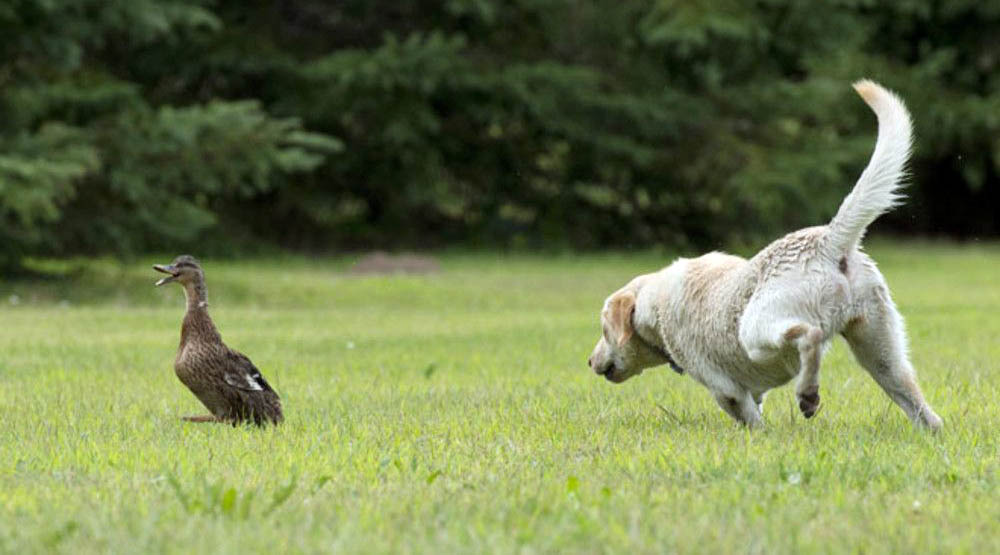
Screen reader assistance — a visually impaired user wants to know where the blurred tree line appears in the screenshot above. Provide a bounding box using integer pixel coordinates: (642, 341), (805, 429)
(2, 0), (998, 267)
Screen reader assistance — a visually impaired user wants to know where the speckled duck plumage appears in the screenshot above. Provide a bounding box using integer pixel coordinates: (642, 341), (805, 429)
(155, 255), (283, 426)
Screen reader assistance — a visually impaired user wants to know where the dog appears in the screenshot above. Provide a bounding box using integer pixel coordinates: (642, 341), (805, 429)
(587, 80), (942, 430)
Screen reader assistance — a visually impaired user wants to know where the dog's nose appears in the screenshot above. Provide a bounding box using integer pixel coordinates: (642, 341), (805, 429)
(587, 356), (593, 368)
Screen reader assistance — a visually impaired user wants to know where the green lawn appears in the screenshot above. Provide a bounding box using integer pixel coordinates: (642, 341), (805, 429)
(2, 243), (998, 553)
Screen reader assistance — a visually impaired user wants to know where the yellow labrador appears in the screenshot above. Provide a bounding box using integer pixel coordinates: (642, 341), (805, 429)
(588, 80), (942, 430)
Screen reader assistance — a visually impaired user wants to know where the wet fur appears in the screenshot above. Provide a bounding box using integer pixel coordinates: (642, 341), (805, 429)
(588, 81), (942, 430)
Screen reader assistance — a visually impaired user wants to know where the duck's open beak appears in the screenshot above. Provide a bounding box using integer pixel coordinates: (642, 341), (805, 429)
(153, 264), (178, 286)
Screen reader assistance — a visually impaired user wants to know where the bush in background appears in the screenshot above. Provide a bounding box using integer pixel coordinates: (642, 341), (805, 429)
(2, 0), (998, 268)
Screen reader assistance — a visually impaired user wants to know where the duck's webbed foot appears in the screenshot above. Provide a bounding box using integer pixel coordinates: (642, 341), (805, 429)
(181, 414), (221, 423)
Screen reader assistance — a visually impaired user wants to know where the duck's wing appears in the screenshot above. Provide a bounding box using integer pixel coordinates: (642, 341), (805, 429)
(222, 350), (277, 394)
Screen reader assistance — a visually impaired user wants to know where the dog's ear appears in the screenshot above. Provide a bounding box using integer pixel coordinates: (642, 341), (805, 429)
(607, 291), (636, 348)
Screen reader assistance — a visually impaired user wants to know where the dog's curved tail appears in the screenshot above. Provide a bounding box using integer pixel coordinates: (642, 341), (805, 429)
(825, 80), (913, 256)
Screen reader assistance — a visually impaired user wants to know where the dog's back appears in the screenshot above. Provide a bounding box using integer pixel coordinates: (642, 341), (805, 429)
(749, 81), (912, 280)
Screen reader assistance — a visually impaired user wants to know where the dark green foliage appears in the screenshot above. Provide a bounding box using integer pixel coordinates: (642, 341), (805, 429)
(0, 0), (338, 267)
(1, 0), (998, 266)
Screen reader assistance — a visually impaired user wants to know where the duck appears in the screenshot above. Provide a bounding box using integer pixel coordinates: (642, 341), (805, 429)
(154, 255), (283, 426)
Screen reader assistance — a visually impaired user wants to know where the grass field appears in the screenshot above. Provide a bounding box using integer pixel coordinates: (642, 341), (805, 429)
(2, 243), (998, 553)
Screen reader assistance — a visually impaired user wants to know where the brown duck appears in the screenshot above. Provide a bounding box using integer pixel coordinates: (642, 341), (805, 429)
(154, 255), (283, 426)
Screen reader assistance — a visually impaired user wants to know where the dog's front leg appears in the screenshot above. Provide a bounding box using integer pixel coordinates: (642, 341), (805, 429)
(752, 391), (767, 416)
(713, 391), (763, 428)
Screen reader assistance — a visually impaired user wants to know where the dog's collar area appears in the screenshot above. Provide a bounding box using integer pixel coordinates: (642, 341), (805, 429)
(634, 329), (685, 375)
(659, 346), (686, 375)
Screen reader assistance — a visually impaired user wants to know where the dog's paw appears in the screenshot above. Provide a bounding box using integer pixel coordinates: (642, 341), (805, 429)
(798, 391), (821, 418)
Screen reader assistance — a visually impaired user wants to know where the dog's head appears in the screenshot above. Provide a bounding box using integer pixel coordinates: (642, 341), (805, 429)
(588, 283), (667, 383)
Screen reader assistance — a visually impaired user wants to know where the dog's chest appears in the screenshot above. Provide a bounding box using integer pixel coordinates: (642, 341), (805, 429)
(666, 260), (763, 383)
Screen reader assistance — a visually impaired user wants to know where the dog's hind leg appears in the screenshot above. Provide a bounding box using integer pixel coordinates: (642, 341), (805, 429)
(786, 324), (825, 418)
(842, 287), (942, 430)
(741, 314), (825, 418)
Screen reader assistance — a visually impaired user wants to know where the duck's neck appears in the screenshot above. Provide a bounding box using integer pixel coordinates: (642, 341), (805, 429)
(180, 279), (221, 346)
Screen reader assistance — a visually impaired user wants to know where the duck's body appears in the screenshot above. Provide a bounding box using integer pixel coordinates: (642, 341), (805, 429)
(155, 256), (283, 426)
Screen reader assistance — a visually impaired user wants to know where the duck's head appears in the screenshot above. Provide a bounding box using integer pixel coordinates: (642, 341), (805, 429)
(153, 255), (203, 286)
